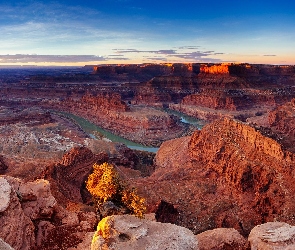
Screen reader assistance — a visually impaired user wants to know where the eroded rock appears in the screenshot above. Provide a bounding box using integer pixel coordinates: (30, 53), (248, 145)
(91, 214), (199, 250)
(248, 222), (295, 250)
(0, 177), (35, 250)
(196, 228), (249, 250)
(134, 118), (295, 236)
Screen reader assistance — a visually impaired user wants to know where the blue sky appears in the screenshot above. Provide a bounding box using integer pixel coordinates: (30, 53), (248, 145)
(0, 0), (294, 65)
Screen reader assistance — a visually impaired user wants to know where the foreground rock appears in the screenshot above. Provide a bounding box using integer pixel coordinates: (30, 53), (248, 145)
(0, 239), (14, 250)
(0, 175), (100, 249)
(0, 177), (36, 250)
(196, 228), (249, 250)
(91, 214), (199, 250)
(249, 222), (295, 249)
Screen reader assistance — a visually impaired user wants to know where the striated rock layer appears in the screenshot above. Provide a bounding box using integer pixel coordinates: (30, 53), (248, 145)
(134, 118), (295, 236)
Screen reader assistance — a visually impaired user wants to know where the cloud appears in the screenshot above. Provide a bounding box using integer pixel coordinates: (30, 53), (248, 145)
(144, 57), (168, 61)
(263, 54), (276, 57)
(178, 46), (200, 49)
(113, 49), (177, 54)
(112, 47), (224, 63)
(0, 54), (107, 63)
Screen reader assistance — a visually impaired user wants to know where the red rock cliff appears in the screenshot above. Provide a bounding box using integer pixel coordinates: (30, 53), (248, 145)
(136, 118), (295, 236)
(200, 64), (230, 74)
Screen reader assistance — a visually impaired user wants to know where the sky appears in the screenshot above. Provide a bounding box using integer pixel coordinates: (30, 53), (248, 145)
(0, 0), (294, 66)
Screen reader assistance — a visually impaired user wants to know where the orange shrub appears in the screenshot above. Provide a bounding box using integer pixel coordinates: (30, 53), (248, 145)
(86, 162), (146, 218)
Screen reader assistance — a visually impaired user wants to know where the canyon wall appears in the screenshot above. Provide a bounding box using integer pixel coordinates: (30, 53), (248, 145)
(200, 64), (229, 74)
(135, 118), (295, 236)
(58, 93), (188, 146)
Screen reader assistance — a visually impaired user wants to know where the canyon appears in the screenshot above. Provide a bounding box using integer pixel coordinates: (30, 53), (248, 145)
(1, 63), (295, 249)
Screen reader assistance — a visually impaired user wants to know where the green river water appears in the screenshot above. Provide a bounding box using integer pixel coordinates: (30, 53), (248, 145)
(58, 110), (205, 153)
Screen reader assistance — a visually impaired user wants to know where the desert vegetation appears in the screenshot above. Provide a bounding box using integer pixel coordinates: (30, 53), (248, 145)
(86, 162), (146, 218)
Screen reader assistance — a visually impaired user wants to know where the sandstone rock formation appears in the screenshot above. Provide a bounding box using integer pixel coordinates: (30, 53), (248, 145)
(15, 178), (56, 220)
(248, 222), (295, 250)
(0, 177), (36, 250)
(44, 146), (109, 205)
(91, 214), (199, 250)
(0, 174), (101, 250)
(196, 228), (249, 250)
(134, 117), (295, 236)
(200, 64), (230, 74)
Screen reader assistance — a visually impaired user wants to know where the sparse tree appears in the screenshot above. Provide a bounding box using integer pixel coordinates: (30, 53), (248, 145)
(86, 162), (146, 218)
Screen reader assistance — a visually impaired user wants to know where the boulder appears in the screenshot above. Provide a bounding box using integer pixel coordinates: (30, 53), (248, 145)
(196, 228), (249, 250)
(248, 222), (295, 250)
(91, 214), (199, 250)
(0, 238), (14, 250)
(6, 178), (57, 220)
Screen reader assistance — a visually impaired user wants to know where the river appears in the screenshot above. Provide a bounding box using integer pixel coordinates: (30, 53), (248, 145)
(58, 110), (205, 153)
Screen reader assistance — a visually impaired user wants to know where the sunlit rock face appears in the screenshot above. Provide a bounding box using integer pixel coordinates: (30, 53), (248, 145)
(200, 64), (230, 74)
(133, 117), (295, 236)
